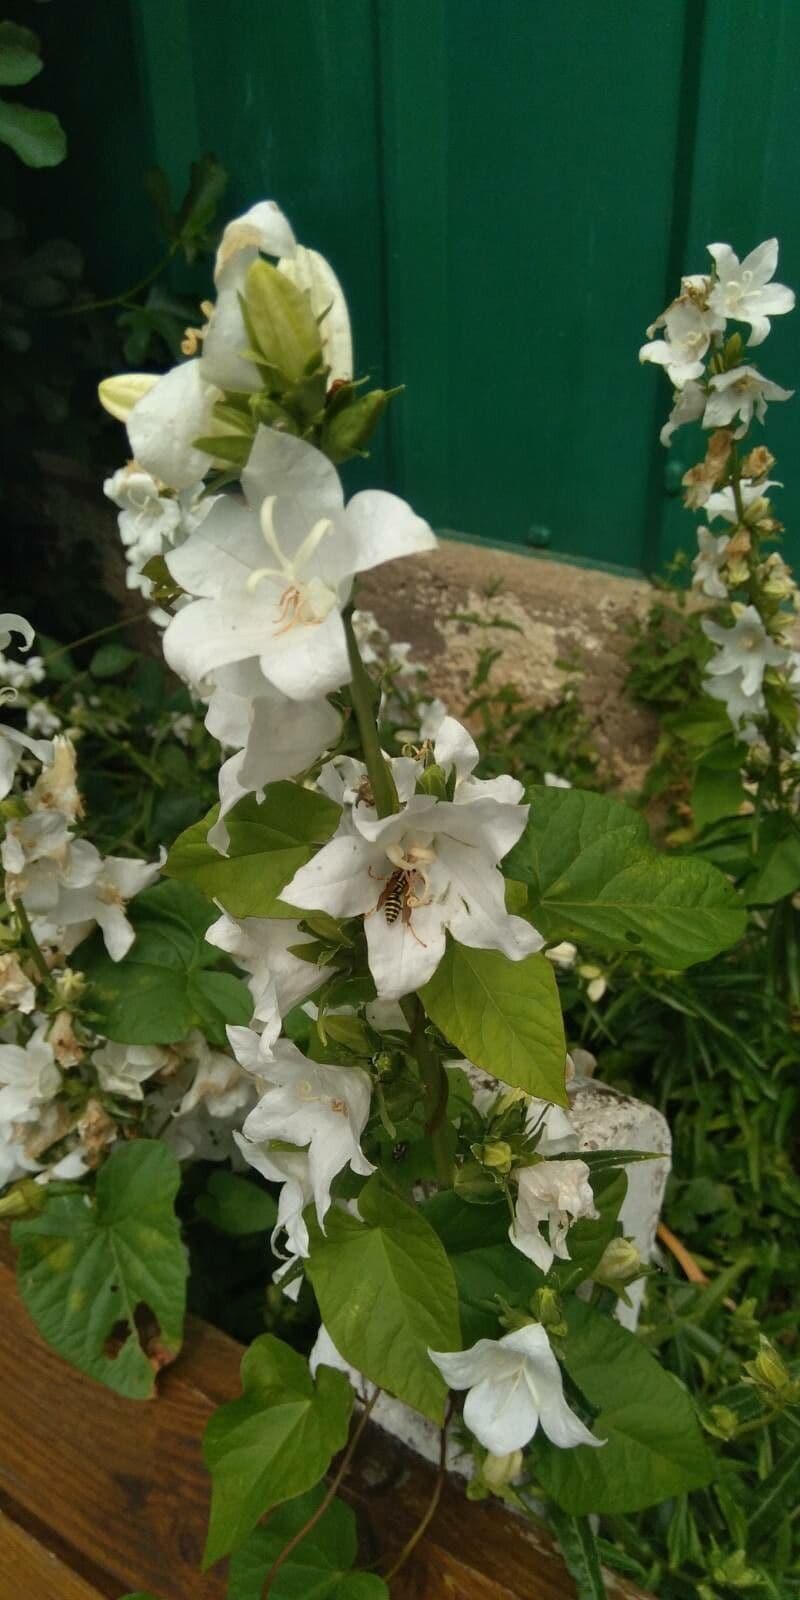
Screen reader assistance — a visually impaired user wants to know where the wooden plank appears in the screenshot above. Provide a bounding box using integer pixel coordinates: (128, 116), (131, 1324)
(0, 1509), (107, 1600)
(0, 1230), (645, 1599)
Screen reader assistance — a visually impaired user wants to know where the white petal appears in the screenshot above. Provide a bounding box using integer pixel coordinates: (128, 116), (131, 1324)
(214, 200), (296, 285)
(364, 899), (446, 999)
(283, 834), (378, 918)
(434, 716), (479, 779)
(242, 427), (344, 526)
(167, 496), (267, 600)
(0, 613), (34, 652)
(258, 608), (350, 701)
(464, 1372), (542, 1455)
(127, 362), (219, 490)
(344, 489), (437, 572)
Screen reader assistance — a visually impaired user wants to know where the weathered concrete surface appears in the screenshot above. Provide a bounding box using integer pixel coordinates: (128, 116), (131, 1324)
(357, 540), (658, 789)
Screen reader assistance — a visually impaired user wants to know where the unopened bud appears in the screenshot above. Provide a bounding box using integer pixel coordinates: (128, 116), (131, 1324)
(704, 1405), (738, 1441)
(530, 1287), (567, 1336)
(471, 1139), (513, 1175)
(494, 1087), (527, 1116)
(744, 1336), (796, 1398)
(595, 1237), (643, 1285)
(483, 1449), (523, 1492)
(98, 372), (158, 422)
(322, 388), (398, 464)
(244, 258), (323, 384)
(0, 1177), (46, 1219)
(415, 762), (448, 800)
(52, 967), (86, 1006)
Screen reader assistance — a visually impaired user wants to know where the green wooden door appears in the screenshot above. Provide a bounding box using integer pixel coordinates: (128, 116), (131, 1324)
(29, 0), (800, 572)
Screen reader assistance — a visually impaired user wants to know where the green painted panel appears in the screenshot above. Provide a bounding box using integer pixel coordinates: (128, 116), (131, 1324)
(379, 0), (692, 568)
(656, 0), (800, 572)
(18, 0), (800, 573)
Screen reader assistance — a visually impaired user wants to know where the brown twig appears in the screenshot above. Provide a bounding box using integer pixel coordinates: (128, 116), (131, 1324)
(657, 1221), (709, 1285)
(383, 1400), (451, 1584)
(262, 1386), (379, 1596)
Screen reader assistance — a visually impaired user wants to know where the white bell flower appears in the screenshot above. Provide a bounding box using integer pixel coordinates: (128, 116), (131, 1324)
(285, 721), (541, 1001)
(203, 660), (340, 852)
(639, 298), (718, 387)
(176, 1034), (257, 1120)
(692, 528), (731, 599)
(702, 606), (787, 698)
(239, 1040), (374, 1229)
(510, 1157), (597, 1273)
(126, 359), (223, 492)
(206, 910), (325, 1027)
(0, 722), (54, 801)
(92, 1041), (168, 1102)
(429, 1323), (603, 1455)
(703, 366), (793, 437)
(232, 1133), (313, 1266)
(0, 1024), (61, 1122)
(23, 842), (161, 962)
(201, 200), (298, 392)
(705, 668), (765, 728)
(705, 478), (781, 523)
(707, 239), (795, 347)
(0, 953), (36, 1014)
(163, 427), (435, 700)
(104, 463), (215, 596)
(660, 379), (706, 446)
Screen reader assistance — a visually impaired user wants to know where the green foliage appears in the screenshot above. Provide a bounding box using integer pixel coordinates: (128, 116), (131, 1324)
(306, 1175), (460, 1422)
(194, 1170), (278, 1237)
(165, 784), (341, 919)
(535, 1301), (715, 1514)
(423, 1190), (541, 1343)
(420, 940), (567, 1105)
(12, 1141), (185, 1398)
(0, 20), (65, 167)
(75, 880), (252, 1045)
(227, 1486), (389, 1599)
(203, 1333), (353, 1567)
(506, 785), (746, 967)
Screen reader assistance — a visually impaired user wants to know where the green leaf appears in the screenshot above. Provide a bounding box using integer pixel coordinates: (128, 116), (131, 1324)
(306, 1175), (460, 1422)
(505, 786), (745, 968)
(747, 1437), (800, 1548)
(547, 1507), (608, 1600)
(227, 1487), (389, 1599)
(203, 1334), (353, 1567)
(691, 741), (746, 831)
(194, 1171), (278, 1236)
(420, 939), (567, 1106)
(164, 784), (341, 919)
(76, 879), (252, 1045)
(423, 1191), (541, 1342)
(89, 642), (137, 678)
(0, 21), (42, 85)
(12, 1141), (186, 1399)
(535, 1301), (715, 1513)
(741, 822), (800, 905)
(0, 96), (65, 166)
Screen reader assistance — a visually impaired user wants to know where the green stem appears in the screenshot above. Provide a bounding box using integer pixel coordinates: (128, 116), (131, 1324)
(400, 995), (452, 1186)
(343, 608), (398, 818)
(42, 617), (137, 664)
(262, 1387), (379, 1597)
(57, 241), (181, 318)
(15, 900), (51, 988)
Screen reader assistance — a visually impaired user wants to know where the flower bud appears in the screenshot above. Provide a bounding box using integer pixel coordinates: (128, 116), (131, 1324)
(530, 1287), (567, 1336)
(595, 1237), (643, 1285)
(244, 258), (323, 384)
(704, 1405), (738, 1440)
(98, 372), (159, 422)
(494, 1086), (527, 1116)
(483, 1449), (523, 1492)
(52, 967), (86, 1006)
(471, 1139), (513, 1175)
(744, 1336), (798, 1399)
(321, 388), (397, 464)
(0, 1177), (46, 1219)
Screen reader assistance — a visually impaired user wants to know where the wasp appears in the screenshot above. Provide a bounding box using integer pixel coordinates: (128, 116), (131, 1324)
(369, 858), (433, 946)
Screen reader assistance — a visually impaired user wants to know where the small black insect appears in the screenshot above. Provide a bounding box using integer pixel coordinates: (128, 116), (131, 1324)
(392, 1141), (409, 1162)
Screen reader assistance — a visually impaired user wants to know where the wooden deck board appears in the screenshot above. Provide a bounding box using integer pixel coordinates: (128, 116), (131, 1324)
(0, 1229), (646, 1599)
